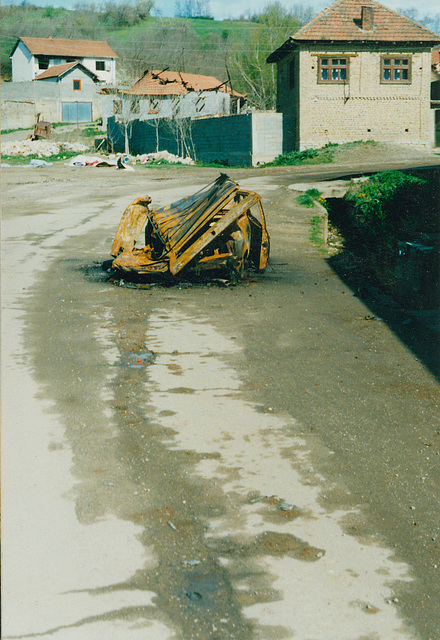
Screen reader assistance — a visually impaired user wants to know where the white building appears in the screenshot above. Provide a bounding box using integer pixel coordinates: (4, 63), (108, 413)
(102, 69), (246, 126)
(10, 36), (118, 85)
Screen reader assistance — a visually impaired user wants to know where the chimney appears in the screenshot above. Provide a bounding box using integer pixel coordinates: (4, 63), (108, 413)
(361, 5), (374, 30)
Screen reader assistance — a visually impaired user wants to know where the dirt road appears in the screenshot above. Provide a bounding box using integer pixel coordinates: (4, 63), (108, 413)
(2, 161), (439, 640)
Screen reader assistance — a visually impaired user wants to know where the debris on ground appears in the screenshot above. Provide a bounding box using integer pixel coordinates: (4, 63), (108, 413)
(109, 173), (270, 281)
(67, 154), (133, 170)
(29, 114), (51, 141)
(1, 139), (87, 157)
(29, 159), (53, 168)
(136, 151), (194, 165)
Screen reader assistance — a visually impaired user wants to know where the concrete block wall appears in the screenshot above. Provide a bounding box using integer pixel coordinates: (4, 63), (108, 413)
(108, 112), (284, 166)
(251, 112), (283, 165)
(1, 100), (35, 130)
(109, 114), (257, 165)
(1, 80), (102, 128)
(192, 115), (253, 165)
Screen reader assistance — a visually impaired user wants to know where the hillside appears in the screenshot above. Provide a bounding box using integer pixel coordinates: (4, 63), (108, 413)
(1, 2), (311, 108)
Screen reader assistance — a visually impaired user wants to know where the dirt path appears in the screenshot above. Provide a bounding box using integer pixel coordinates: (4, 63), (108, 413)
(1, 161), (439, 640)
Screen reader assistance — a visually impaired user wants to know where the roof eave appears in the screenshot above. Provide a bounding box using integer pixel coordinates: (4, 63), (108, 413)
(266, 38), (297, 63)
(295, 38), (440, 45)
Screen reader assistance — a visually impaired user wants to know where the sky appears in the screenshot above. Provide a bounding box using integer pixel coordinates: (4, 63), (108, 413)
(6, 0), (440, 18)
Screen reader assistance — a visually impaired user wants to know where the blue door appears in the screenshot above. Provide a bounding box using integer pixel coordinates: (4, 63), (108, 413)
(62, 102), (92, 123)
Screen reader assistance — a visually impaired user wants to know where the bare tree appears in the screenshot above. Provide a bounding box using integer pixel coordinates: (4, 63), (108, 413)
(175, 0), (211, 19)
(231, 2), (313, 110)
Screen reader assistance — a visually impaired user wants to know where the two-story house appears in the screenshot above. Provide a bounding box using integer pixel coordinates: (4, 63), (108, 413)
(267, 0), (440, 150)
(10, 37), (118, 85)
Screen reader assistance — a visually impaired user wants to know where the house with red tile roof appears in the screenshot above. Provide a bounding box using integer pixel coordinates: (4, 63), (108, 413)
(267, 0), (440, 149)
(11, 36), (118, 85)
(105, 69), (246, 124)
(32, 61), (101, 122)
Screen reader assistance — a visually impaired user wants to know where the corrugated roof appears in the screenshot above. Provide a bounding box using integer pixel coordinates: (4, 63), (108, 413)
(16, 36), (118, 58)
(33, 61), (98, 81)
(267, 0), (440, 62)
(127, 70), (244, 97)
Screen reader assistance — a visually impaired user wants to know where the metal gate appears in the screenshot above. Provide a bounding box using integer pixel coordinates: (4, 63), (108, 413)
(62, 102), (92, 123)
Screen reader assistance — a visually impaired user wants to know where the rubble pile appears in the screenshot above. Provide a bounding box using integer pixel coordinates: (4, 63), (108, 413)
(136, 151), (194, 165)
(1, 139), (88, 157)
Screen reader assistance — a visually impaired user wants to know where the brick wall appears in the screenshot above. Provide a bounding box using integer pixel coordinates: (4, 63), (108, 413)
(277, 46), (433, 150)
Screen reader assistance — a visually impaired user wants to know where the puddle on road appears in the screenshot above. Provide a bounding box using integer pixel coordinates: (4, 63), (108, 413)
(143, 308), (416, 639)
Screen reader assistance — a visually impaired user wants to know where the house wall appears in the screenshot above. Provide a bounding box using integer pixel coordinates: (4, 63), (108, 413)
(78, 58), (116, 85)
(1, 79), (102, 126)
(11, 41), (39, 82)
(102, 91), (231, 127)
(107, 112), (284, 166)
(277, 45), (433, 150)
(11, 44), (116, 83)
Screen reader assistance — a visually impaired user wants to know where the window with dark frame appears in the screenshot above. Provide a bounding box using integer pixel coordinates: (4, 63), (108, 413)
(318, 57), (348, 83)
(381, 56), (411, 84)
(95, 60), (105, 71)
(37, 56), (50, 70)
(73, 79), (81, 91)
(289, 59), (295, 89)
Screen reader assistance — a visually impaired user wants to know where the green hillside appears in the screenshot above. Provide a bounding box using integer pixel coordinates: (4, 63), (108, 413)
(1, 2), (312, 107)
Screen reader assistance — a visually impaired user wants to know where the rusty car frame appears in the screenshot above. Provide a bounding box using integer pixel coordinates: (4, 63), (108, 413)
(110, 173), (270, 279)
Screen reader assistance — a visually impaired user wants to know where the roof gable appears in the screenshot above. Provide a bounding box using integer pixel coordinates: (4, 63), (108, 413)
(33, 61), (99, 81)
(128, 70), (244, 97)
(267, 0), (440, 62)
(13, 36), (117, 59)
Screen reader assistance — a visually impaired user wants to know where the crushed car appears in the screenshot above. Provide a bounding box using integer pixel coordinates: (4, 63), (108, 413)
(110, 173), (270, 280)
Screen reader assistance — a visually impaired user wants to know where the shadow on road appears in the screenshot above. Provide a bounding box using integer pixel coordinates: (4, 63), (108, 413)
(327, 252), (440, 381)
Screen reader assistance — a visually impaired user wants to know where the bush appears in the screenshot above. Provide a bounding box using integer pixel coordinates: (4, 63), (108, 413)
(344, 171), (427, 249)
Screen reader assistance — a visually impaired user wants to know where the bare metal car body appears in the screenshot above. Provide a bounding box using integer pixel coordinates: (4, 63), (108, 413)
(110, 174), (270, 278)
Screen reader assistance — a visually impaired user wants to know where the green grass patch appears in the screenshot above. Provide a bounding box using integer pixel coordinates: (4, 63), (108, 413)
(265, 140), (377, 167)
(344, 170), (427, 247)
(81, 126), (104, 138)
(265, 143), (337, 167)
(1, 151), (80, 165)
(309, 215), (327, 252)
(296, 188), (322, 208)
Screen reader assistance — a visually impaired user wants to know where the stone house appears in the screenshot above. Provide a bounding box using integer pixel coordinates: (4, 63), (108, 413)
(10, 36), (118, 85)
(267, 0), (440, 150)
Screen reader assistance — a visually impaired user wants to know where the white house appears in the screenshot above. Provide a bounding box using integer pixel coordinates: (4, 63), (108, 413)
(10, 36), (118, 85)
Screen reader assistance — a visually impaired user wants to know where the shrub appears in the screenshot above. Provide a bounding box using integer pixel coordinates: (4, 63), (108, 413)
(344, 171), (427, 249)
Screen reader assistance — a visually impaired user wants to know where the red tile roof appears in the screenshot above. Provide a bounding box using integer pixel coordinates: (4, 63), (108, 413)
(268, 0), (440, 61)
(127, 70), (244, 97)
(33, 61), (98, 81)
(294, 0), (440, 41)
(15, 36), (117, 58)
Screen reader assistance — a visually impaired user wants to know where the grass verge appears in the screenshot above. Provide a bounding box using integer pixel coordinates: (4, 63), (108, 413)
(1, 151), (80, 165)
(265, 140), (377, 167)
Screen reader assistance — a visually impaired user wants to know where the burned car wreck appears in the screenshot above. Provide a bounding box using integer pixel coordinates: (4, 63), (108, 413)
(110, 174), (270, 280)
